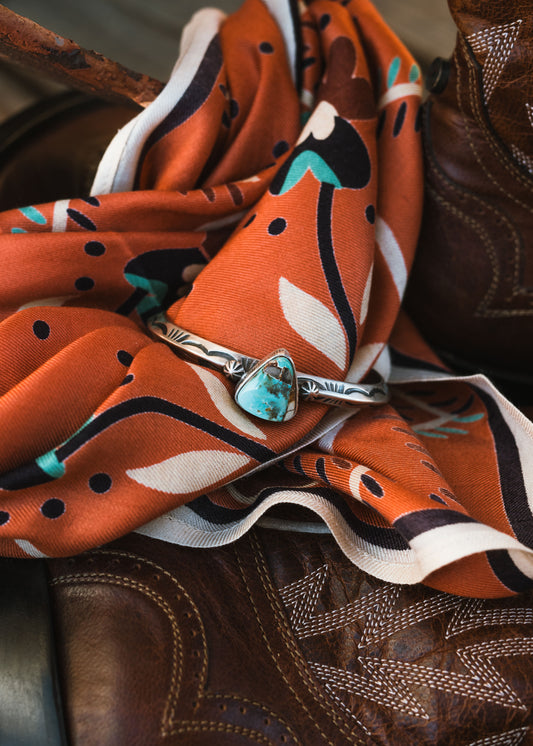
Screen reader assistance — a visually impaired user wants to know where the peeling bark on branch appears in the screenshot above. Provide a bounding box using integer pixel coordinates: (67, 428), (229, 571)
(0, 4), (164, 107)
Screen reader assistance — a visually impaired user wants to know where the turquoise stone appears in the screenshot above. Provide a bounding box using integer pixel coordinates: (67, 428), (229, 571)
(235, 352), (297, 422)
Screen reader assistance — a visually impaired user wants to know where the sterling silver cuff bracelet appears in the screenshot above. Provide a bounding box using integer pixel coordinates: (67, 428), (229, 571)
(147, 312), (390, 422)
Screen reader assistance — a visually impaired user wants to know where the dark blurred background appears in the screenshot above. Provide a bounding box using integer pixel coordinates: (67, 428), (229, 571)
(0, 0), (456, 122)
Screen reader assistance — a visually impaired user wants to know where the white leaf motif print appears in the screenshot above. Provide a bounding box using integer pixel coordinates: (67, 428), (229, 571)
(14, 539), (49, 558)
(345, 342), (384, 383)
(375, 217), (407, 300)
(17, 296), (76, 311)
(296, 100), (338, 145)
(360, 266), (373, 325)
(126, 450), (251, 494)
(348, 464), (370, 501)
(187, 364), (267, 439)
(279, 277), (347, 369)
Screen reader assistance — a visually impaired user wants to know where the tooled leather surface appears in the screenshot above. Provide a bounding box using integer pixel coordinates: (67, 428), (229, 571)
(48, 529), (533, 745)
(448, 0), (533, 163)
(265, 529), (533, 745)
(405, 32), (533, 376)
(48, 531), (370, 746)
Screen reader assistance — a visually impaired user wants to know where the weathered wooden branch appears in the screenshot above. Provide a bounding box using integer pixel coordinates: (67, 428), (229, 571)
(0, 4), (164, 107)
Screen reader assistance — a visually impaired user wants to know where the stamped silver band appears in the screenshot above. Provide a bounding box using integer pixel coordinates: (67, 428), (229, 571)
(147, 312), (389, 421)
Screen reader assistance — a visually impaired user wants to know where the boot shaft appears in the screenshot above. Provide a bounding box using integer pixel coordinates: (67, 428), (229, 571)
(405, 1), (533, 403)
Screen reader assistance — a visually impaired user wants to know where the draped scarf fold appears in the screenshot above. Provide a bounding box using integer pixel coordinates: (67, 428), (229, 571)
(1, 0), (533, 598)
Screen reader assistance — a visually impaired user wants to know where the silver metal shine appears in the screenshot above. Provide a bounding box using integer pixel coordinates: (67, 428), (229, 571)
(147, 312), (390, 413)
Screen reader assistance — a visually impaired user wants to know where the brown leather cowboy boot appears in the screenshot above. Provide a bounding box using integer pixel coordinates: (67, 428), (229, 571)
(46, 529), (533, 745)
(404, 0), (533, 404)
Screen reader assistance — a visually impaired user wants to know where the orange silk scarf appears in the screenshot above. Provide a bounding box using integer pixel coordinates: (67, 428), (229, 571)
(1, 0), (532, 598)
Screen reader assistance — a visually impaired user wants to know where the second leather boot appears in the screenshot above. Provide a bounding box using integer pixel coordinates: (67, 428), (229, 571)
(405, 0), (533, 403)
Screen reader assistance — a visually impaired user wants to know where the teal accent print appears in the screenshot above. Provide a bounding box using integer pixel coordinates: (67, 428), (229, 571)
(11, 228), (27, 234)
(124, 272), (169, 316)
(36, 450), (66, 479)
(409, 63), (420, 83)
(414, 408), (485, 440)
(432, 426), (469, 435)
(454, 413), (484, 423)
(19, 205), (47, 225)
(277, 151), (342, 195)
(387, 57), (401, 88)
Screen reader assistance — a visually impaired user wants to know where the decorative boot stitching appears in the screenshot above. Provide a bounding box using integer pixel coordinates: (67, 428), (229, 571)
(233, 543), (339, 745)
(53, 552), (296, 743)
(276, 559), (533, 727)
(51, 572), (184, 738)
(239, 531), (375, 745)
(466, 19), (523, 104)
(201, 693), (301, 745)
(445, 597), (533, 638)
(459, 35), (533, 199)
(423, 107), (533, 317)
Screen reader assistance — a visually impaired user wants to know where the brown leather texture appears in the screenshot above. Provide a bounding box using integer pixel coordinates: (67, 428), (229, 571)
(0, 93), (137, 212)
(447, 0), (533, 161)
(48, 529), (533, 745)
(405, 23), (533, 385)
